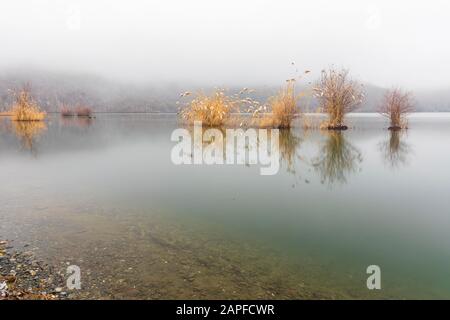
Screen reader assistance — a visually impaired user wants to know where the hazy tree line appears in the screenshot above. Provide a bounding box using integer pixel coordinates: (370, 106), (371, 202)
(1, 69), (449, 113)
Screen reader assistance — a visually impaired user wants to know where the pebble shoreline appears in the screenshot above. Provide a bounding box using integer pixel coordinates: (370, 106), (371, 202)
(0, 239), (67, 300)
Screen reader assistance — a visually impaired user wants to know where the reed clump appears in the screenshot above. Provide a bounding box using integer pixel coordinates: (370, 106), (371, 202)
(379, 88), (414, 130)
(10, 88), (46, 121)
(76, 106), (93, 117)
(179, 89), (241, 127)
(267, 80), (299, 128)
(60, 105), (93, 118)
(250, 81), (301, 128)
(313, 68), (364, 130)
(60, 105), (75, 117)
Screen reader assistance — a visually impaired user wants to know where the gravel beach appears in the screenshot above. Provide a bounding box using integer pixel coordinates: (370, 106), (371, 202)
(0, 239), (67, 300)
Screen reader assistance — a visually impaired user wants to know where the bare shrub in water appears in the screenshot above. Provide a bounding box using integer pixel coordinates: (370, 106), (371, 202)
(60, 105), (75, 117)
(379, 88), (414, 130)
(10, 87), (46, 121)
(76, 106), (93, 117)
(313, 68), (364, 130)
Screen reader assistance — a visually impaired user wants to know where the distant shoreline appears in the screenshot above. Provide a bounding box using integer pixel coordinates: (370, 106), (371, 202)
(2, 111), (450, 117)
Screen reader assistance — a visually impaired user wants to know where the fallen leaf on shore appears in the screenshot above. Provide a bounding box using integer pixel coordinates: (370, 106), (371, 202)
(3, 275), (16, 283)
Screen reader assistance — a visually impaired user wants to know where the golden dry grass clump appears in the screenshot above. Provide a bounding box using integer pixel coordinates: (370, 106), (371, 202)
(313, 68), (364, 130)
(179, 89), (241, 127)
(267, 80), (299, 128)
(10, 88), (46, 121)
(179, 79), (306, 128)
(251, 81), (301, 129)
(379, 88), (414, 130)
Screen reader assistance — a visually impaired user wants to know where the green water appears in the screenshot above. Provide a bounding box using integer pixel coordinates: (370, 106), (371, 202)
(1, 113), (450, 299)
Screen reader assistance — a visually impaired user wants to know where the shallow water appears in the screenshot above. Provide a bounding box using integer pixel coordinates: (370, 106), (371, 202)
(1, 113), (450, 299)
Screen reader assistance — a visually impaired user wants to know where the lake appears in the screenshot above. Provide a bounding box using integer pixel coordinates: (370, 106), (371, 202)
(1, 113), (450, 299)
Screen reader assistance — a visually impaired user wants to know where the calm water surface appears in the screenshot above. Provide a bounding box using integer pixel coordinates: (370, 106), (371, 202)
(1, 113), (450, 299)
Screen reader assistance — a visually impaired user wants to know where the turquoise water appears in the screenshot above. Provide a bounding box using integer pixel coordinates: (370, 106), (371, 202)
(1, 113), (450, 299)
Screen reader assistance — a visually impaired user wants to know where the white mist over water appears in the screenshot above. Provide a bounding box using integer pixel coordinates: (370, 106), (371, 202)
(1, 0), (450, 89)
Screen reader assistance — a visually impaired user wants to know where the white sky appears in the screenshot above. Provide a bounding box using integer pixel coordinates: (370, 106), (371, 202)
(1, 0), (449, 89)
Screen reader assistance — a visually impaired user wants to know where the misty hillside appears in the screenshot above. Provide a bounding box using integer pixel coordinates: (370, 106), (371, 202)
(1, 69), (449, 113)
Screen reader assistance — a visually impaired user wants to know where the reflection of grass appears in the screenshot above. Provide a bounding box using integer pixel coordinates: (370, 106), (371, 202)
(60, 116), (92, 128)
(185, 124), (225, 149)
(182, 125), (304, 175)
(278, 129), (302, 173)
(379, 130), (411, 168)
(313, 131), (362, 185)
(75, 117), (92, 128)
(12, 121), (47, 151)
(10, 88), (46, 121)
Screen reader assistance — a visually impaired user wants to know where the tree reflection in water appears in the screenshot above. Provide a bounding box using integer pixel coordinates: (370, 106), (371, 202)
(313, 131), (362, 186)
(379, 130), (412, 168)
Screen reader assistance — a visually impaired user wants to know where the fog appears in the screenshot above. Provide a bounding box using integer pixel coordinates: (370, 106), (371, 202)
(1, 0), (449, 89)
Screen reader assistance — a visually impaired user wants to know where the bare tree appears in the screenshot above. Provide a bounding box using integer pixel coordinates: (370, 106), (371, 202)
(379, 88), (414, 130)
(314, 68), (364, 130)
